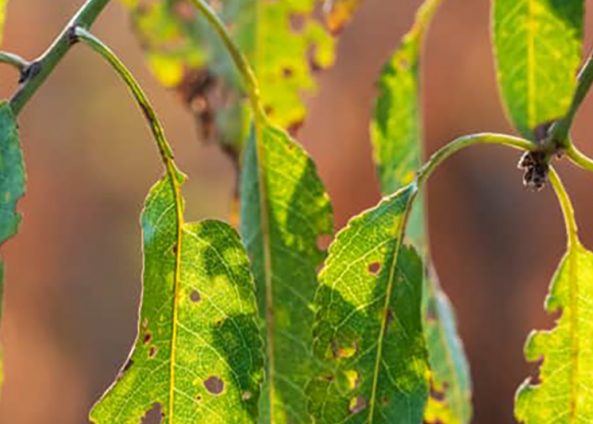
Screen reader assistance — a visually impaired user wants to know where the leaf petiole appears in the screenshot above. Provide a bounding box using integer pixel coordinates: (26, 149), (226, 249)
(0, 51), (28, 73)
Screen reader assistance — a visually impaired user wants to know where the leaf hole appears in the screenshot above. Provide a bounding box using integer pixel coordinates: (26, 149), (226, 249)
(368, 262), (381, 275)
(348, 396), (367, 414)
(140, 402), (162, 424)
(204, 376), (224, 395)
(190, 289), (201, 303)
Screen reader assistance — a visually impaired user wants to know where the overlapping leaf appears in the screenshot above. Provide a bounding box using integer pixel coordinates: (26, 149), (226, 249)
(0, 102), (25, 389)
(492, 0), (584, 139)
(515, 240), (593, 423)
(240, 123), (333, 423)
(308, 184), (429, 423)
(423, 276), (471, 424)
(123, 0), (358, 156)
(90, 170), (264, 423)
(370, 1), (472, 422)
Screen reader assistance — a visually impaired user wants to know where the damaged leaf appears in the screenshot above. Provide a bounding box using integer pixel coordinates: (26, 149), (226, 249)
(307, 184), (430, 423)
(90, 169), (264, 423)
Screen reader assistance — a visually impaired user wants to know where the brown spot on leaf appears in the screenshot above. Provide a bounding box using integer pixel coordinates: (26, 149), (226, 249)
(190, 289), (201, 303)
(143, 332), (152, 344)
(204, 376), (224, 395)
(368, 262), (381, 275)
(149, 346), (158, 358)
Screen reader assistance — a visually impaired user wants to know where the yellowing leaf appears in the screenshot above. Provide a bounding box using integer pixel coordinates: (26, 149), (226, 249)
(240, 123), (333, 423)
(493, 0), (584, 139)
(122, 0), (351, 157)
(515, 241), (593, 423)
(307, 184), (430, 423)
(90, 171), (264, 423)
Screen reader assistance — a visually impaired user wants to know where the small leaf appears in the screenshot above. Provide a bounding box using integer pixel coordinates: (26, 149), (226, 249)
(493, 0), (584, 139)
(0, 102), (25, 388)
(370, 1), (472, 421)
(90, 171), (263, 423)
(307, 184), (430, 423)
(515, 241), (593, 423)
(240, 123), (333, 423)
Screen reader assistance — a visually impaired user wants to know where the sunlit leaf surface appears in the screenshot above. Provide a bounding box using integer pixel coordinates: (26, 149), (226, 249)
(240, 122), (333, 423)
(90, 170), (263, 423)
(308, 184), (429, 423)
(493, 0), (584, 139)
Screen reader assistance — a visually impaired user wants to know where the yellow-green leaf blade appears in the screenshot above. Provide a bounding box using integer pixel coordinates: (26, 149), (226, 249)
(308, 185), (429, 423)
(240, 123), (333, 423)
(492, 0), (584, 138)
(515, 241), (593, 423)
(90, 174), (263, 423)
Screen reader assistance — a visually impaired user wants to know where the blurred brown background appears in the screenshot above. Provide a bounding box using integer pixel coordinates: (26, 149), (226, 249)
(1, 0), (593, 422)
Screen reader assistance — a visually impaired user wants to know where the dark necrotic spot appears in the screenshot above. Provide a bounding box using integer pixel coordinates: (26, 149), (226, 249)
(204, 376), (224, 395)
(368, 262), (381, 275)
(143, 332), (152, 344)
(149, 346), (158, 358)
(190, 290), (201, 303)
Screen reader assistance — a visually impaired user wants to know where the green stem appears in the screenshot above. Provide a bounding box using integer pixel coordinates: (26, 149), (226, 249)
(9, 0), (111, 116)
(549, 48), (593, 147)
(566, 143), (593, 174)
(416, 133), (533, 187)
(548, 167), (578, 248)
(74, 27), (174, 163)
(187, 0), (265, 121)
(0, 51), (28, 72)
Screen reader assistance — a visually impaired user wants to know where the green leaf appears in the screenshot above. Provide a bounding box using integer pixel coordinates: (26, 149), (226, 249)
(370, 1), (472, 422)
(123, 0), (343, 155)
(423, 276), (472, 424)
(515, 240), (593, 423)
(0, 102), (25, 388)
(240, 123), (333, 423)
(492, 0), (584, 139)
(90, 171), (264, 423)
(307, 184), (429, 423)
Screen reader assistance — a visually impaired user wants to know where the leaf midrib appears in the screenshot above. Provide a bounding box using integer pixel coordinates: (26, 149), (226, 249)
(368, 191), (417, 422)
(166, 161), (185, 424)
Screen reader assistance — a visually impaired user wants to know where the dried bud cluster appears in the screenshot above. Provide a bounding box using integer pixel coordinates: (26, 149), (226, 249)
(518, 151), (549, 191)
